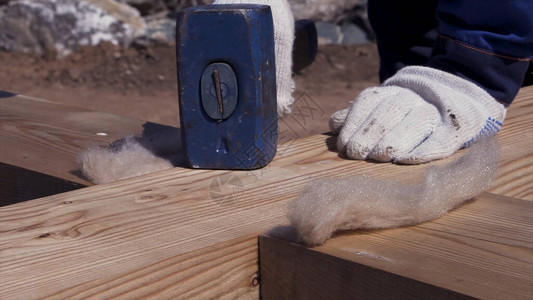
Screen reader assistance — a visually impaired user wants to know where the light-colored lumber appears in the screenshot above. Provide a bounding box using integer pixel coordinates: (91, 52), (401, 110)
(490, 86), (533, 199)
(260, 192), (533, 300)
(258, 86), (533, 300)
(1, 88), (531, 197)
(0, 87), (531, 299)
(0, 94), (150, 186)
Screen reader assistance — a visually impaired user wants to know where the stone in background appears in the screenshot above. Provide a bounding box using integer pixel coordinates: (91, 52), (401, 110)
(290, 0), (366, 22)
(316, 22), (369, 46)
(0, 0), (372, 56)
(165, 0), (213, 13)
(290, 0), (372, 44)
(115, 0), (167, 16)
(0, 0), (146, 57)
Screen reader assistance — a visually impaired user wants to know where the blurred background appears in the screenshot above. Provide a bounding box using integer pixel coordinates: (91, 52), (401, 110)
(0, 0), (380, 137)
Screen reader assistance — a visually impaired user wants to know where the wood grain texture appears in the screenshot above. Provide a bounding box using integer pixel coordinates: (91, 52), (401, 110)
(0, 87), (531, 299)
(491, 86), (533, 200)
(0, 94), (150, 185)
(259, 87), (533, 300)
(260, 193), (533, 300)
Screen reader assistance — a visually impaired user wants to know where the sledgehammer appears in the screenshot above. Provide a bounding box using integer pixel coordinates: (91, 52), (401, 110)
(176, 4), (316, 170)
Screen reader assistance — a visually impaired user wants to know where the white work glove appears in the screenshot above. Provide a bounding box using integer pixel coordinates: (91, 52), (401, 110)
(213, 0), (295, 116)
(331, 66), (506, 164)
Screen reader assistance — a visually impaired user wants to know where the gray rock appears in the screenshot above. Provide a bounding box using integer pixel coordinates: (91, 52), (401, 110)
(0, 0), (146, 57)
(288, 0), (366, 22)
(0, 0), (373, 55)
(116, 0), (166, 16)
(316, 22), (369, 46)
(164, 0), (212, 12)
(288, 0), (373, 41)
(127, 0), (214, 46)
(340, 24), (368, 45)
(143, 12), (176, 44)
(315, 22), (342, 45)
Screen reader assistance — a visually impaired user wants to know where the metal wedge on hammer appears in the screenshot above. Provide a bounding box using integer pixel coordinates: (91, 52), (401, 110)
(176, 4), (316, 170)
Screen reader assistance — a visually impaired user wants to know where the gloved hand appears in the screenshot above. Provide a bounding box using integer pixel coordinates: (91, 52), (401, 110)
(330, 66), (506, 164)
(213, 0), (295, 115)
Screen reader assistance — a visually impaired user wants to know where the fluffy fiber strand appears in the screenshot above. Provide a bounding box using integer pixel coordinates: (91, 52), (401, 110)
(288, 137), (500, 246)
(78, 136), (174, 184)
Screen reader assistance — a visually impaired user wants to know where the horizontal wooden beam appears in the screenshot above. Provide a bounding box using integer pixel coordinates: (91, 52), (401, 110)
(260, 192), (533, 300)
(0, 87), (531, 298)
(489, 87), (533, 200)
(259, 86), (533, 300)
(0, 93), (158, 186)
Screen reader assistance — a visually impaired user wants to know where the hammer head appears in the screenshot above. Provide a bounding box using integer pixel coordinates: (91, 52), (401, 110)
(176, 4), (277, 170)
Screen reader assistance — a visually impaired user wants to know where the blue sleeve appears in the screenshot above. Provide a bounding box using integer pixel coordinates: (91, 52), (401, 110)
(436, 0), (533, 59)
(428, 0), (533, 104)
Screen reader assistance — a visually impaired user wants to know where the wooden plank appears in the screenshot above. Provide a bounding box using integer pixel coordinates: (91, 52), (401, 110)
(1, 87), (531, 197)
(0, 87), (531, 298)
(31, 235), (261, 299)
(490, 86), (533, 199)
(259, 193), (533, 300)
(0, 93), (152, 186)
(258, 87), (533, 300)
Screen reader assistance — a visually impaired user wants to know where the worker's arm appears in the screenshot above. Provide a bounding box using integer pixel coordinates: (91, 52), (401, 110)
(330, 0), (532, 164)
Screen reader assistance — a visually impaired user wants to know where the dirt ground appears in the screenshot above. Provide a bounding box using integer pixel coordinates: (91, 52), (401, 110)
(0, 42), (380, 137)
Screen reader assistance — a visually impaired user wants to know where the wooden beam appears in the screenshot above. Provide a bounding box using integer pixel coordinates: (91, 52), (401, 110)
(0, 94), (157, 186)
(259, 192), (533, 300)
(259, 87), (533, 300)
(0, 87), (531, 298)
(490, 87), (533, 199)
(1, 87), (531, 198)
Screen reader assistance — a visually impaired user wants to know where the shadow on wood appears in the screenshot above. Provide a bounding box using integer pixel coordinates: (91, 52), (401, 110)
(0, 90), (16, 98)
(0, 163), (85, 207)
(259, 193), (533, 300)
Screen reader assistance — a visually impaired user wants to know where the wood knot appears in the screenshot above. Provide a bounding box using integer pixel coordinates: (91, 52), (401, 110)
(251, 277), (259, 287)
(135, 194), (167, 203)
